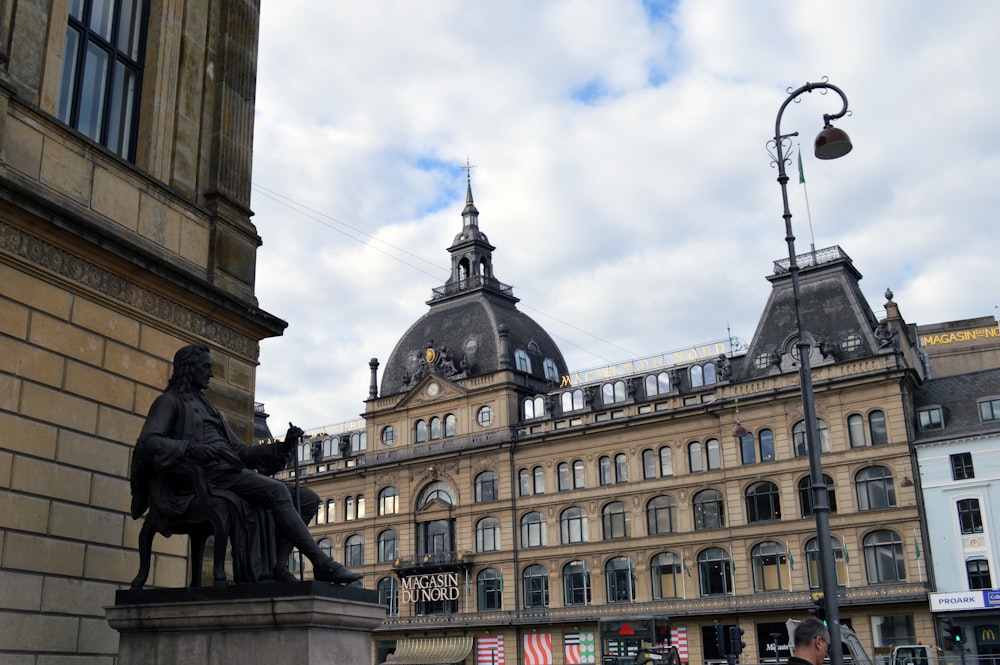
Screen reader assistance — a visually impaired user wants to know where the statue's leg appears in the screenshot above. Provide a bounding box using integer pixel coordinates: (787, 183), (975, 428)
(189, 532), (206, 587)
(130, 519), (156, 589)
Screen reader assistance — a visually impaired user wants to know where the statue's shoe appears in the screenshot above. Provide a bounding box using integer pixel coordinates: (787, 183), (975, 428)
(314, 560), (363, 585)
(272, 567), (299, 584)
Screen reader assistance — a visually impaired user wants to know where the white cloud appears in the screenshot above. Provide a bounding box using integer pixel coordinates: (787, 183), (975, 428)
(251, 0), (1000, 430)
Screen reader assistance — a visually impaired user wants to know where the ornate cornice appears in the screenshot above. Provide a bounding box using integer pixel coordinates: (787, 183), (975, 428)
(0, 219), (258, 359)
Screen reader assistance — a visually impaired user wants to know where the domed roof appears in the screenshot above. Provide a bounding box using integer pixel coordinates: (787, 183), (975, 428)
(379, 179), (568, 397)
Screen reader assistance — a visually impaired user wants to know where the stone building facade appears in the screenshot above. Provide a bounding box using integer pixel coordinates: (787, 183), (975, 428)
(282, 190), (935, 665)
(0, 1), (281, 661)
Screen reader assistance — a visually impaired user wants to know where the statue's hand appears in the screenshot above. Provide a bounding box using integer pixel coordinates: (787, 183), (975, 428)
(189, 444), (221, 463)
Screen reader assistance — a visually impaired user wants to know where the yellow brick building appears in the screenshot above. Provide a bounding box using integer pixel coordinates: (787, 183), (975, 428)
(0, 1), (281, 660)
(282, 190), (933, 665)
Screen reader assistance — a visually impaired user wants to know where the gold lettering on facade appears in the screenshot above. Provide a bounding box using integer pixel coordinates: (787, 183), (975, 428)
(922, 327), (1000, 346)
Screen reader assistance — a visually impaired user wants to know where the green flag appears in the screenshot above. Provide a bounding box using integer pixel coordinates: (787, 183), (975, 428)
(798, 150), (806, 185)
(682, 559), (691, 578)
(786, 542), (796, 570)
(914, 535), (921, 559)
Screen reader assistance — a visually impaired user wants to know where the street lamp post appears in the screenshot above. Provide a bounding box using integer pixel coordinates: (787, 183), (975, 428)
(770, 80), (852, 665)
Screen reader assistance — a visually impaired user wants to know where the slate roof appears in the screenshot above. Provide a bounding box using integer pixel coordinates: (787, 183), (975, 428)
(912, 367), (1000, 443)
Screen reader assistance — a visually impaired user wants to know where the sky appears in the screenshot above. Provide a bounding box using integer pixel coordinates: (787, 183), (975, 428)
(250, 1), (1000, 432)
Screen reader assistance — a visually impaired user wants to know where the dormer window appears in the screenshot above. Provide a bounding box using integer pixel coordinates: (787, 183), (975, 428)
(979, 397), (1000, 422)
(543, 358), (559, 382)
(514, 348), (532, 372)
(918, 407), (944, 430)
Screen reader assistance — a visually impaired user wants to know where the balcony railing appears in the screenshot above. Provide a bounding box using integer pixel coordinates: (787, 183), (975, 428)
(430, 274), (515, 301)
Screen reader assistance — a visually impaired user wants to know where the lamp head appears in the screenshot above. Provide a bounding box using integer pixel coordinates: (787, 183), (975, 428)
(814, 123), (852, 160)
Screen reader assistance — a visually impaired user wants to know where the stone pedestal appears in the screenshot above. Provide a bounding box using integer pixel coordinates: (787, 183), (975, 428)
(106, 583), (384, 665)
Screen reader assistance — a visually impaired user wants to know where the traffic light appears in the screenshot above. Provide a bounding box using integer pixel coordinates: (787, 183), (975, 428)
(809, 592), (827, 624)
(715, 624), (728, 655)
(729, 626), (746, 656)
(954, 626), (964, 645)
(943, 623), (963, 647)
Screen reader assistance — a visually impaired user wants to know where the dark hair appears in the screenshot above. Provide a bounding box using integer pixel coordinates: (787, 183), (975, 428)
(167, 344), (211, 392)
(794, 617), (830, 648)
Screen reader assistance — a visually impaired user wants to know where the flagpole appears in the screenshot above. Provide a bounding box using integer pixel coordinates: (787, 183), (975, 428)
(797, 145), (817, 258)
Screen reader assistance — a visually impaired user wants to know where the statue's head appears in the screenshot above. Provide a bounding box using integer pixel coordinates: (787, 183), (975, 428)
(167, 343), (213, 392)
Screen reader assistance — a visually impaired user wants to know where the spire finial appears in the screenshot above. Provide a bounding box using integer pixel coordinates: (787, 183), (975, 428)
(461, 158), (477, 205)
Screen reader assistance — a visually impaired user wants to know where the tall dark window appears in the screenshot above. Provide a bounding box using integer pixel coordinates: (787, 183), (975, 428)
(651, 552), (681, 599)
(869, 410), (888, 445)
(951, 453), (975, 480)
(523, 564), (549, 608)
(558, 462), (571, 491)
(476, 517), (500, 552)
(344, 535), (364, 567)
(958, 499), (984, 534)
(740, 433), (756, 464)
(751, 541), (787, 591)
(563, 560), (591, 606)
(614, 453), (628, 483)
(605, 557), (635, 603)
(378, 577), (399, 616)
(521, 512), (546, 548)
(519, 469), (531, 496)
(698, 547), (733, 596)
(642, 449), (657, 479)
(534, 466), (545, 494)
(980, 398), (1000, 422)
(693, 489), (725, 530)
(560, 507), (588, 544)
(477, 568), (503, 610)
(58, 0), (148, 161)
(599, 456), (613, 485)
(863, 530), (905, 583)
(377, 530), (397, 563)
(798, 474), (837, 517)
(745, 481), (781, 523)
(602, 501), (629, 540)
(967, 560), (992, 589)
(475, 471), (498, 502)
(856, 466), (896, 511)
(573, 460), (585, 489)
(646, 495), (676, 535)
(758, 429), (776, 461)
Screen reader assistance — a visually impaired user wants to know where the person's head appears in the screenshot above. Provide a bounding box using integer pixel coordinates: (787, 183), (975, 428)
(794, 617), (830, 661)
(167, 344), (213, 393)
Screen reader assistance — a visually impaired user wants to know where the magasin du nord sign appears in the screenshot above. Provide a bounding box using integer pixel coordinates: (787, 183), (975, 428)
(399, 572), (461, 604)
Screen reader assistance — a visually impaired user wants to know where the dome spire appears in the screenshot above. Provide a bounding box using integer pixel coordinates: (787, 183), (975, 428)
(460, 158), (478, 227)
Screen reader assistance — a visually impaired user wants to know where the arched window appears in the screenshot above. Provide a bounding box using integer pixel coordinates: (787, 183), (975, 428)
(444, 413), (456, 437)
(543, 358), (560, 382)
(429, 417), (442, 440)
(378, 486), (398, 515)
(524, 398), (536, 420)
(651, 552), (681, 599)
(703, 362), (717, 385)
(415, 419), (428, 443)
(381, 426), (396, 446)
(322, 437), (337, 458)
(520, 512), (546, 548)
(377, 529), (398, 563)
(698, 547), (733, 596)
(805, 536), (846, 589)
(605, 557), (635, 603)
(602, 381), (627, 404)
(798, 474), (838, 517)
(350, 431), (366, 453)
(599, 456), (613, 485)
(848, 413), (866, 447)
(562, 389), (584, 412)
(563, 560), (591, 606)
(645, 372), (671, 397)
(315, 499), (326, 525)
(869, 410), (888, 445)
(523, 564), (549, 608)
(646, 495), (676, 535)
(573, 460), (585, 489)
(326, 499), (335, 524)
(560, 506), (588, 544)
(345, 496), (355, 521)
(688, 441), (704, 473)
(642, 449), (657, 479)
(514, 349), (531, 372)
(518, 468), (531, 496)
(476, 517), (500, 552)
(615, 453), (628, 483)
(693, 489), (725, 530)
(356, 495), (365, 519)
(475, 470), (498, 502)
(660, 446), (673, 476)
(740, 432), (756, 464)
(745, 481), (781, 523)
(477, 568), (504, 610)
(855, 466), (896, 511)
(417, 519), (452, 557)
(602, 501), (629, 540)
(863, 530), (906, 583)
(706, 438), (721, 470)
(378, 577), (399, 615)
(534, 466), (545, 494)
(417, 481), (455, 508)
(691, 365), (704, 388)
(558, 462), (571, 491)
(793, 419), (831, 457)
(344, 535), (364, 567)
(751, 541), (787, 591)
(759, 429), (775, 461)
(297, 440), (311, 464)
(319, 537), (333, 559)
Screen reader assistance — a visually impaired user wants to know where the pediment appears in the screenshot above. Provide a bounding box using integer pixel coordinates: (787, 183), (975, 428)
(394, 374), (468, 409)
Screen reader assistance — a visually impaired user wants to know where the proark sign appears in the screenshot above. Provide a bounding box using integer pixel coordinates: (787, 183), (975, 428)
(400, 572), (461, 604)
